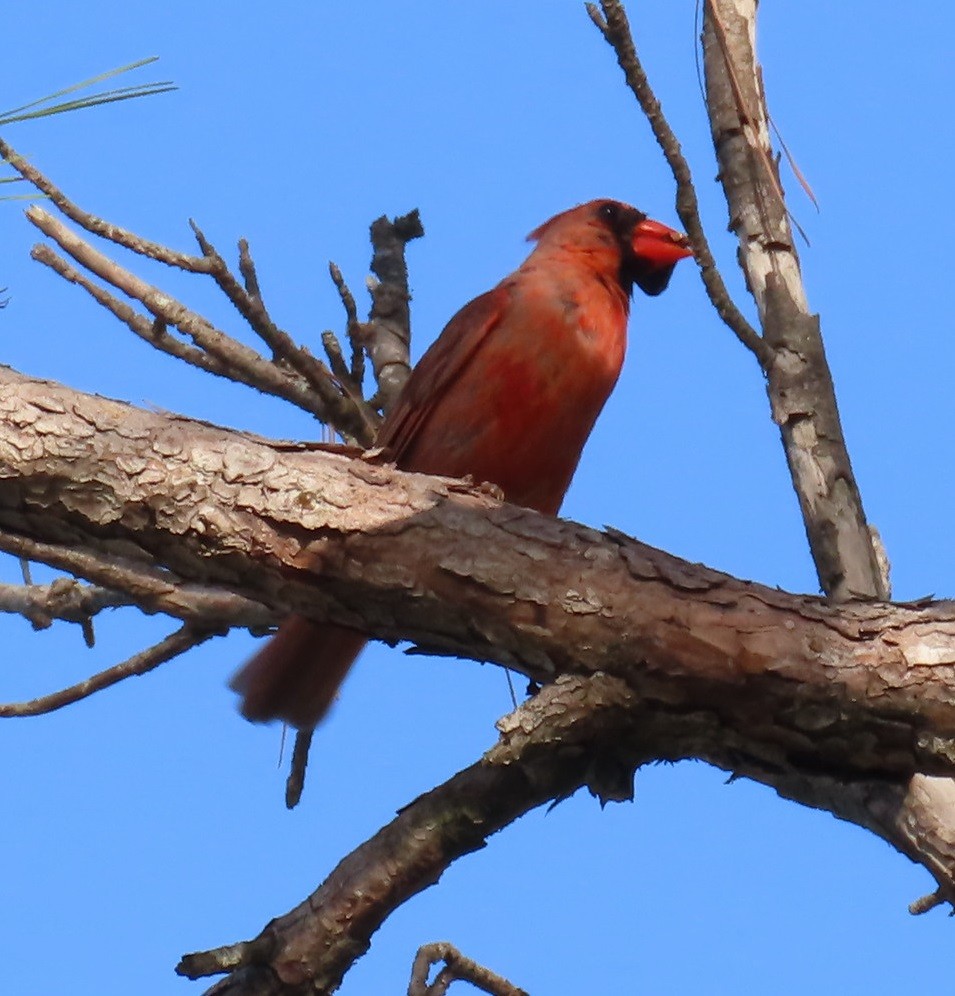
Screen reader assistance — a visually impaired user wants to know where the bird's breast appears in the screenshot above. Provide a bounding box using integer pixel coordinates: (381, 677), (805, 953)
(404, 269), (628, 514)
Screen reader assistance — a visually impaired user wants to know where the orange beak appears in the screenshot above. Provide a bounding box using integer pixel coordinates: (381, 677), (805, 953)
(631, 218), (693, 267)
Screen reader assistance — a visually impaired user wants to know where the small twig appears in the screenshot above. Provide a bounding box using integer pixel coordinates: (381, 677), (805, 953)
(329, 261), (365, 386)
(0, 532), (276, 630)
(0, 576), (126, 634)
(237, 238), (263, 301)
(409, 942), (528, 996)
(189, 223), (378, 445)
(586, 0), (772, 370)
(31, 243), (239, 380)
(321, 330), (352, 386)
(0, 135), (211, 271)
(27, 208), (354, 426)
(909, 889), (948, 916)
(177, 937), (277, 980)
(285, 726), (314, 809)
(0, 624), (215, 717)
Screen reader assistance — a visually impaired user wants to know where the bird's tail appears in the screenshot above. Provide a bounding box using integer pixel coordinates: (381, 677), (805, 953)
(230, 616), (367, 729)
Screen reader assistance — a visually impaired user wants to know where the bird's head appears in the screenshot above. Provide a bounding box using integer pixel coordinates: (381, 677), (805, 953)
(528, 199), (693, 297)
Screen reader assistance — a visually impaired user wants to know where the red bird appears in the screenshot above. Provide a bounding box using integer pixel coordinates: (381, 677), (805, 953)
(231, 199), (692, 728)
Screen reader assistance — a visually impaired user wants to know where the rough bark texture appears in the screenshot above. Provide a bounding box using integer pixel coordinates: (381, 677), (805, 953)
(701, 0), (888, 603)
(0, 17), (949, 982)
(699, 0), (955, 931)
(5, 367), (955, 943)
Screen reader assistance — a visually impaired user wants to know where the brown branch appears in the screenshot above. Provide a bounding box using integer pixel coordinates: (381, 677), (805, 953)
(587, 0), (772, 368)
(5, 368), (955, 895)
(0, 136), (212, 272)
(188, 223), (377, 446)
(178, 676), (636, 990)
(31, 242), (239, 380)
(700, 0), (888, 603)
(0, 624), (215, 717)
(237, 238), (264, 300)
(6, 368), (955, 982)
(364, 210), (424, 412)
(26, 206), (347, 425)
(0, 575), (127, 636)
(284, 727), (313, 810)
(409, 943), (528, 996)
(182, 671), (955, 991)
(6, 134), (388, 445)
(328, 261), (366, 387)
(0, 531), (276, 630)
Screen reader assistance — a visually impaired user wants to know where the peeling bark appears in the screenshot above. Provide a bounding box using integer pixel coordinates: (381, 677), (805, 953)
(4, 368), (955, 914)
(702, 0), (888, 602)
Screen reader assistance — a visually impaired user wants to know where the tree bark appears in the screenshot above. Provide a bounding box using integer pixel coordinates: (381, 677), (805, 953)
(4, 367), (955, 903)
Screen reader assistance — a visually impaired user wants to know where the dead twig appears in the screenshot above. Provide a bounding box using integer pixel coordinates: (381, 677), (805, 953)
(284, 727), (314, 809)
(4, 134), (398, 445)
(586, 0), (772, 369)
(0, 135), (210, 271)
(0, 576), (128, 641)
(364, 210), (424, 412)
(329, 260), (365, 386)
(409, 942), (528, 996)
(27, 207), (353, 427)
(0, 624), (216, 717)
(189, 222), (377, 445)
(0, 532), (276, 630)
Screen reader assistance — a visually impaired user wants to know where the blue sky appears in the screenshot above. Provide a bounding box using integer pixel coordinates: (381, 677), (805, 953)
(2, 3), (954, 993)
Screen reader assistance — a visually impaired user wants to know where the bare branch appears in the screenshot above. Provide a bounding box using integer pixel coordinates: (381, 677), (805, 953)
(0, 624), (215, 717)
(328, 260), (366, 386)
(364, 210), (424, 412)
(31, 242), (239, 380)
(0, 135), (211, 271)
(189, 223), (377, 445)
(409, 943), (528, 996)
(5, 134), (389, 445)
(700, 0), (887, 602)
(0, 531), (276, 630)
(909, 889), (946, 916)
(587, 0), (771, 367)
(285, 727), (313, 810)
(178, 676), (635, 989)
(237, 238), (263, 300)
(0, 575), (128, 635)
(26, 206), (352, 426)
(5, 368), (955, 907)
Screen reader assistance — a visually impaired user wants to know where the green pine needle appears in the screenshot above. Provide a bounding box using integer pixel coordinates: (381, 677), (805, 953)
(0, 57), (177, 127)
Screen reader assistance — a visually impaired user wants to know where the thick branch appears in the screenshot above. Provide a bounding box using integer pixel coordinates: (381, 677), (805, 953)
(179, 675), (628, 992)
(3, 368), (955, 903)
(701, 0), (887, 603)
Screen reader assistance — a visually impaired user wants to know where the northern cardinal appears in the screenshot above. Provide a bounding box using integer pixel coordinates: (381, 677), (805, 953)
(231, 199), (692, 728)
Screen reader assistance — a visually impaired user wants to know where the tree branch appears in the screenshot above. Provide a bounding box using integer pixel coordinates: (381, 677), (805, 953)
(3, 368), (955, 912)
(0, 624), (216, 717)
(364, 210), (424, 411)
(587, 0), (771, 367)
(408, 942), (528, 996)
(700, 0), (887, 603)
(3, 136), (419, 446)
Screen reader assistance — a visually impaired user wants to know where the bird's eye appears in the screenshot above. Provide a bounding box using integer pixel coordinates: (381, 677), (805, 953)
(598, 202), (619, 223)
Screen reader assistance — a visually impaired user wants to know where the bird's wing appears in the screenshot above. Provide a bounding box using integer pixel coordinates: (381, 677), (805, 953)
(375, 284), (508, 464)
